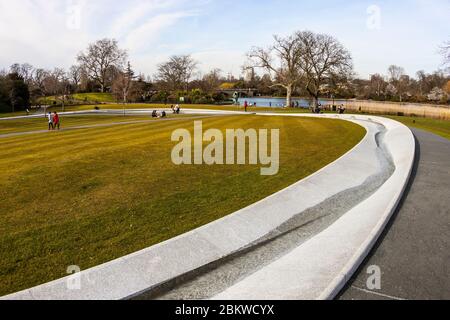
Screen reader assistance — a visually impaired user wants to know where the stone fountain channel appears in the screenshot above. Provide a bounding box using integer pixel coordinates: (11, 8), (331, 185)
(134, 120), (395, 300)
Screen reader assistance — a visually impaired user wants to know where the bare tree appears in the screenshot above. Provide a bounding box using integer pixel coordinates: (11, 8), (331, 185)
(77, 38), (127, 92)
(10, 63), (34, 85)
(247, 33), (303, 107)
(440, 41), (450, 67)
(369, 74), (387, 98)
(388, 65), (406, 101)
(388, 65), (405, 82)
(296, 31), (353, 108)
(69, 65), (83, 92)
(416, 70), (427, 96)
(112, 62), (135, 103)
(51, 68), (66, 95)
(397, 74), (412, 102)
(155, 55), (198, 91)
(32, 68), (49, 96)
(202, 68), (223, 92)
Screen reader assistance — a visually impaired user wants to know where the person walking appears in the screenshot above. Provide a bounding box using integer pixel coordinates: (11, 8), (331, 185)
(48, 112), (54, 131)
(53, 112), (60, 130)
(244, 101), (248, 112)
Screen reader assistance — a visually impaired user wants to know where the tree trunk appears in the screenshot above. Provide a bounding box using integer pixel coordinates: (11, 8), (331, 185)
(286, 84), (293, 108)
(306, 86), (320, 110)
(312, 95), (319, 108)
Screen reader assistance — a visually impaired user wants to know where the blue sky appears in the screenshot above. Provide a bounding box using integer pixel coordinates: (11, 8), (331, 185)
(0, 0), (448, 79)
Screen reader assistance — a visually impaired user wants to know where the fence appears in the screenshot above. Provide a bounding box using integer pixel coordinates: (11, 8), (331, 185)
(339, 100), (450, 120)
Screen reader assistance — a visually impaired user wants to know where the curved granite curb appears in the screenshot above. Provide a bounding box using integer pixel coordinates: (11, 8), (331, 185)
(1, 112), (415, 300)
(212, 115), (415, 300)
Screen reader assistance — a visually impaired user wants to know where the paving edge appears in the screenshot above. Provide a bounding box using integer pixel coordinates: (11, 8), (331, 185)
(322, 116), (416, 299)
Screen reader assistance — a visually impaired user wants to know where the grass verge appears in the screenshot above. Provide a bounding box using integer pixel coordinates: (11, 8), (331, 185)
(387, 116), (450, 141)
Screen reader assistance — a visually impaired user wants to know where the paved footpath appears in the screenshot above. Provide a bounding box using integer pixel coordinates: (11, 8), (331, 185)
(339, 129), (450, 300)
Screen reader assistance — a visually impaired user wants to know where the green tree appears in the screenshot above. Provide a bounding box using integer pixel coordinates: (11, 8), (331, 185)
(0, 73), (30, 113)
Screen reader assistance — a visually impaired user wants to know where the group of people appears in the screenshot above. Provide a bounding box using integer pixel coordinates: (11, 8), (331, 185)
(312, 104), (324, 114)
(290, 101), (301, 108)
(152, 104), (182, 118)
(337, 105), (346, 114)
(47, 112), (61, 130)
(311, 104), (346, 114)
(243, 101), (256, 112)
(171, 104), (181, 114)
(152, 110), (167, 118)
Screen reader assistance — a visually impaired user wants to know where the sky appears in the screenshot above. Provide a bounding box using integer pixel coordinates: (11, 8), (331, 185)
(0, 0), (448, 79)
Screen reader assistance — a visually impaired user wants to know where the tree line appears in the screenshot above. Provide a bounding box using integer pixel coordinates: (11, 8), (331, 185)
(1, 32), (449, 113)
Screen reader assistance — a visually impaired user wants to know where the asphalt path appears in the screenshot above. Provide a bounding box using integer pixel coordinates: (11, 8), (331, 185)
(339, 128), (450, 300)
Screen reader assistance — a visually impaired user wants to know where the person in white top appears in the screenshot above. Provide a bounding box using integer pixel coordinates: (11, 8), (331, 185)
(48, 112), (54, 131)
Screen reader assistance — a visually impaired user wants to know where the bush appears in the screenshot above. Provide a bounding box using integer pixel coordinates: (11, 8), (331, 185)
(212, 92), (226, 102)
(150, 91), (170, 103)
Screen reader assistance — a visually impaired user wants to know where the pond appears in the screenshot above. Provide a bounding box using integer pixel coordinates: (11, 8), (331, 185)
(238, 97), (347, 108)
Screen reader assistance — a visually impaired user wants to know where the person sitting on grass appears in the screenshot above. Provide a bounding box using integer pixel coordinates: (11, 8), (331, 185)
(152, 110), (158, 118)
(338, 105), (346, 114)
(161, 111), (167, 118)
(53, 112), (60, 130)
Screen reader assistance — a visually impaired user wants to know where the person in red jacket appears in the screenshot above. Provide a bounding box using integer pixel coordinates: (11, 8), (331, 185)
(53, 112), (60, 130)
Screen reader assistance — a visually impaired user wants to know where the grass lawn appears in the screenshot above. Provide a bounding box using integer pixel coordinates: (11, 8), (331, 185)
(386, 116), (450, 141)
(2, 101), (449, 141)
(45, 103), (450, 141)
(37, 93), (117, 105)
(0, 101), (310, 119)
(28, 102), (309, 114)
(0, 114), (365, 296)
(71, 93), (117, 103)
(0, 114), (194, 135)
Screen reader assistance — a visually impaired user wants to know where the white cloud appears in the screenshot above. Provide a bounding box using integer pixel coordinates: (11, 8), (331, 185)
(0, 0), (203, 72)
(0, 0), (89, 69)
(0, 0), (447, 79)
(124, 11), (198, 54)
(192, 50), (245, 77)
(110, 0), (184, 37)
